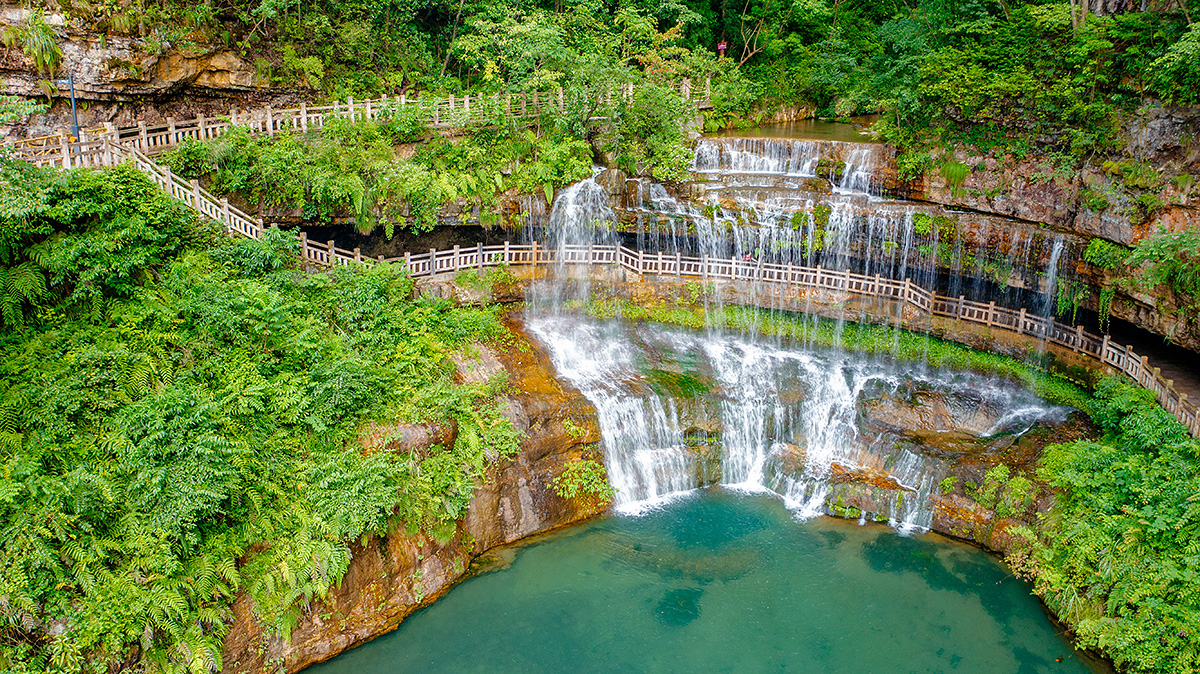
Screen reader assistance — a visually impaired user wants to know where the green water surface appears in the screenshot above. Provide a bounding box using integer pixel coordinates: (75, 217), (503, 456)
(308, 491), (1102, 673)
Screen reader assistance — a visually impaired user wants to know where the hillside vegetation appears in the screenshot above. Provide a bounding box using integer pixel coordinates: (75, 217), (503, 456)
(0, 158), (520, 673)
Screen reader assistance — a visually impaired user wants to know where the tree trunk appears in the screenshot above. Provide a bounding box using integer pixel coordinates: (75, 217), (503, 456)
(440, 0), (466, 79)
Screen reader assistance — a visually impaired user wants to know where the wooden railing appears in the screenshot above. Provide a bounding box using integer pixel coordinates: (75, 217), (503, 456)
(7, 79), (712, 158)
(4, 130), (1197, 439)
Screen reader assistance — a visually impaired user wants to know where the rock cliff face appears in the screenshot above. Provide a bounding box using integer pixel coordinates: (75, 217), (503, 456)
(0, 9), (298, 138)
(220, 317), (608, 673)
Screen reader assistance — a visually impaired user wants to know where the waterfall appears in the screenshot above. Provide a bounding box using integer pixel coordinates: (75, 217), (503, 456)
(525, 171), (616, 311)
(519, 132), (1080, 532)
(1042, 235), (1065, 320)
(529, 318), (1067, 528)
(834, 147), (875, 195)
(693, 138), (820, 175)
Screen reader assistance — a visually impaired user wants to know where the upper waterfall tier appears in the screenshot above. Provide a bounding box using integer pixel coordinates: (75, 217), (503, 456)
(692, 137), (895, 196)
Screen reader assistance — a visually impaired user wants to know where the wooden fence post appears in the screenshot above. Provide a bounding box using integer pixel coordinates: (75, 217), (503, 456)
(354, 246), (362, 262)
(167, 118), (176, 145)
(197, 113), (207, 140)
(231, 107), (239, 125)
(347, 96), (355, 122)
(327, 240), (337, 263)
(404, 251), (411, 271)
(986, 301), (996, 326)
(299, 231), (308, 260)
(1075, 325), (1085, 351)
(190, 179), (201, 209)
(138, 121), (148, 151)
(1100, 334), (1110, 361)
(532, 241), (538, 270)
(478, 242), (484, 270)
(221, 197), (231, 226)
(265, 107), (274, 135)
(1017, 308), (1026, 334)
(452, 244), (460, 271)
(59, 134), (71, 169)
(504, 240), (511, 264)
(300, 102), (308, 132)
(430, 248), (437, 274)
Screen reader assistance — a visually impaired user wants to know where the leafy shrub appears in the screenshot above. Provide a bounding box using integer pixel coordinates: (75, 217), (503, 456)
(1127, 226), (1200, 320)
(551, 459), (616, 505)
(1079, 188), (1110, 213)
(1083, 238), (1128, 270)
(0, 162), (521, 673)
(162, 137), (214, 179)
(1018, 377), (1200, 673)
(938, 160), (970, 194)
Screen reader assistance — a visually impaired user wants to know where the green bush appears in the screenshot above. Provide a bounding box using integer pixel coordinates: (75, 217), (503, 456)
(1083, 238), (1129, 270)
(1019, 377), (1200, 674)
(551, 459), (615, 505)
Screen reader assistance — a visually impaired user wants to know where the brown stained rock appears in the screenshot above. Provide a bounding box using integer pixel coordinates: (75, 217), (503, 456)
(859, 386), (999, 437)
(358, 419), (458, 455)
(932, 493), (993, 541)
(829, 462), (914, 492)
(221, 316), (607, 674)
(931, 495), (1030, 556)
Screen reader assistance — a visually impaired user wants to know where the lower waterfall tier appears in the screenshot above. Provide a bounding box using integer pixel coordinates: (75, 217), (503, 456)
(527, 315), (1072, 530)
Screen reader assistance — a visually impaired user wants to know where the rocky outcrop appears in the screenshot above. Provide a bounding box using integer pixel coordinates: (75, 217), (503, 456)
(220, 317), (607, 673)
(0, 9), (299, 138)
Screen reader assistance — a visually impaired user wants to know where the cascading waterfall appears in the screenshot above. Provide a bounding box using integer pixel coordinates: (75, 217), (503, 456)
(524, 132), (1078, 533)
(525, 170), (617, 311)
(528, 318), (1067, 528)
(693, 138), (821, 175)
(1042, 234), (1066, 319)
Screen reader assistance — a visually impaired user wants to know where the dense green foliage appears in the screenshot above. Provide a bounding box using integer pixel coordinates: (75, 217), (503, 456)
(19, 0), (1193, 157)
(163, 117), (593, 234)
(0, 159), (521, 673)
(1018, 378), (1200, 674)
(551, 458), (616, 505)
(1126, 226), (1200, 323)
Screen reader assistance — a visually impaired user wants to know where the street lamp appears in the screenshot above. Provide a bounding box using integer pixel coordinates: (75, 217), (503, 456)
(53, 73), (81, 140)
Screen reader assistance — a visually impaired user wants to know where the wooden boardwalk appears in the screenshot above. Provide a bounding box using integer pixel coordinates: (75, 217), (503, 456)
(6, 79), (713, 158)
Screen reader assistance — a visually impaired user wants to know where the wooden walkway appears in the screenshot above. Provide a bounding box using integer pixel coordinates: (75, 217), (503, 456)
(4, 123), (1198, 439)
(5, 79), (713, 158)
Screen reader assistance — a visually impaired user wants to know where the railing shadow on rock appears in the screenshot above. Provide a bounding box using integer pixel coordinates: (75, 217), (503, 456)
(4, 130), (1197, 440)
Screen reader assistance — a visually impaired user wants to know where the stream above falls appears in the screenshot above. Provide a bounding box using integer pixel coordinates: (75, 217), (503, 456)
(306, 491), (1105, 673)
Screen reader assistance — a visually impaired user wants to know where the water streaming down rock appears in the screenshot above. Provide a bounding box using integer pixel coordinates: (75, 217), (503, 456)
(693, 138), (822, 175)
(1042, 234), (1066, 319)
(525, 134), (1078, 530)
(527, 317), (1068, 529)
(525, 170), (617, 311)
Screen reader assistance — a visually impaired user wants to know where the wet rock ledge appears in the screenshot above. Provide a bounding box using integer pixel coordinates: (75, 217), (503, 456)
(221, 316), (606, 673)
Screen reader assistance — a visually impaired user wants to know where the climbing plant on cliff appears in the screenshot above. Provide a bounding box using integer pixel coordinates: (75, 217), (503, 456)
(0, 157), (520, 673)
